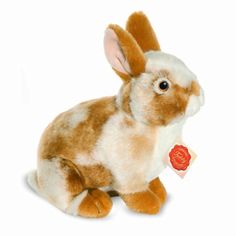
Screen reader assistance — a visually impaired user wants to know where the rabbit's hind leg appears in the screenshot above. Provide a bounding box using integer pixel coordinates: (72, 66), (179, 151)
(31, 157), (112, 218)
(77, 188), (112, 218)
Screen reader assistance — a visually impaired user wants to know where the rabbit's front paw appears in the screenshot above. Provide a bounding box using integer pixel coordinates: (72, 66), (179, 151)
(121, 190), (161, 214)
(149, 178), (167, 206)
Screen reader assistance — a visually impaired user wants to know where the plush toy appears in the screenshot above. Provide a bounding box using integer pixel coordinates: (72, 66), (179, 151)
(27, 12), (204, 218)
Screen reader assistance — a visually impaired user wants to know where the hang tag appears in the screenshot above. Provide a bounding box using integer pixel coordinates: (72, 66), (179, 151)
(164, 142), (197, 178)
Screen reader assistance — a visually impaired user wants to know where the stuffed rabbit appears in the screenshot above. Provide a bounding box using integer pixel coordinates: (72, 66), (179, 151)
(27, 12), (204, 218)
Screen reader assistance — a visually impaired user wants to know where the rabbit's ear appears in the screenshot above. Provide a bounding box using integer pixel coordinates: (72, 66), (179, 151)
(104, 24), (146, 81)
(126, 12), (161, 52)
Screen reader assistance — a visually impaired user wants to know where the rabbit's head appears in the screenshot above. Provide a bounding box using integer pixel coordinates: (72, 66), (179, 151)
(104, 12), (204, 126)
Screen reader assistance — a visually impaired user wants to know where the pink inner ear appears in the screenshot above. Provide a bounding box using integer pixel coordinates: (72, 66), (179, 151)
(104, 28), (131, 74)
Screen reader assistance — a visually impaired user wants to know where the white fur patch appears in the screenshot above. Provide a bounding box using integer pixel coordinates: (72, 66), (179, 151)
(145, 51), (197, 88)
(130, 74), (155, 124)
(75, 154), (100, 166)
(68, 105), (88, 128)
(116, 85), (125, 109)
(146, 120), (185, 182)
(185, 95), (202, 117)
(27, 170), (40, 194)
(99, 186), (114, 192)
(93, 112), (154, 193)
(37, 158), (71, 210)
(66, 190), (88, 215)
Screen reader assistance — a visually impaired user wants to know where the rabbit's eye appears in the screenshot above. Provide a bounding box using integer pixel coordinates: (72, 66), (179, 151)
(159, 81), (169, 90)
(153, 78), (171, 95)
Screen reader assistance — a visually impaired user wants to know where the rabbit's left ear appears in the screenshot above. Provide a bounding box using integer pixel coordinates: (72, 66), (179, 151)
(104, 24), (146, 81)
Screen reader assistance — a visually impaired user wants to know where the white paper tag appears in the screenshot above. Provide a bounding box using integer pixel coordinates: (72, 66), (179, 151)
(164, 142), (197, 178)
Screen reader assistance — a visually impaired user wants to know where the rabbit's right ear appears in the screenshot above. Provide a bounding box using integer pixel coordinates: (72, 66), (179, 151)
(104, 24), (146, 82)
(126, 12), (161, 52)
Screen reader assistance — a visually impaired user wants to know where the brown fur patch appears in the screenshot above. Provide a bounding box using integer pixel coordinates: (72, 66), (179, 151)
(73, 96), (117, 154)
(38, 96), (117, 160)
(108, 24), (146, 77)
(148, 82), (189, 126)
(78, 189), (112, 218)
(113, 69), (131, 83)
(149, 177), (167, 206)
(77, 164), (113, 188)
(120, 82), (132, 115)
(66, 169), (84, 195)
(190, 80), (200, 96)
(59, 158), (84, 196)
(121, 190), (161, 214)
(130, 132), (155, 158)
(145, 70), (202, 126)
(121, 116), (135, 128)
(126, 12), (161, 52)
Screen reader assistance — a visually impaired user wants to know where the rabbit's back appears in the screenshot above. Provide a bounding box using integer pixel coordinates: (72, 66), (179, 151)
(38, 96), (117, 161)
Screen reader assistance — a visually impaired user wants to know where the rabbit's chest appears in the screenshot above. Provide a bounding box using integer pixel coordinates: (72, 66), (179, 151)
(146, 121), (184, 182)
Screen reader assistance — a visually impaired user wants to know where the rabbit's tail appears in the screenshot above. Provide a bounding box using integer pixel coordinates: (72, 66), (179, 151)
(26, 170), (40, 195)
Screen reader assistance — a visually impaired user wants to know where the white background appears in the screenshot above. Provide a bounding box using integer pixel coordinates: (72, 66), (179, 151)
(0, 0), (236, 235)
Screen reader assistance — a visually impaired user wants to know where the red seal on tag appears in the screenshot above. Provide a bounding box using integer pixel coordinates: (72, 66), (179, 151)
(169, 145), (191, 171)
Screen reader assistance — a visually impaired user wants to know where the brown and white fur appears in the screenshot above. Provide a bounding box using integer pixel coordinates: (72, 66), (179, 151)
(27, 12), (204, 218)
